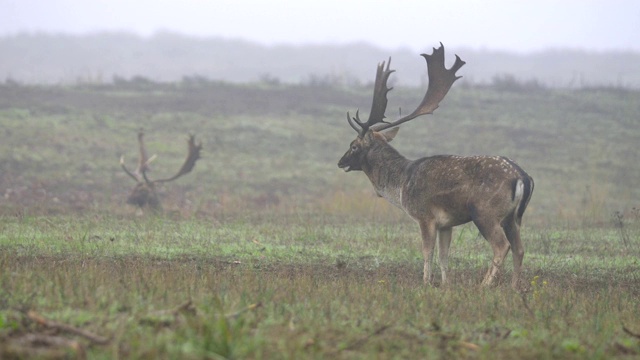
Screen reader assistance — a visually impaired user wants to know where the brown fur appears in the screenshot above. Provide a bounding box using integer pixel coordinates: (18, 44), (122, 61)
(339, 129), (534, 287)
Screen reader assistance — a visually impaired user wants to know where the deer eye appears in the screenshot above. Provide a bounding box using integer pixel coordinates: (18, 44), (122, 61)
(351, 144), (358, 152)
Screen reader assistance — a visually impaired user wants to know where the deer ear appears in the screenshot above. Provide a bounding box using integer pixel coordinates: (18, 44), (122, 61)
(382, 127), (399, 142)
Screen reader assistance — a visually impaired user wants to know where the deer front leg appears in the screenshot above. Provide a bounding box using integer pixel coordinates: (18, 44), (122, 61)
(438, 227), (452, 286)
(418, 219), (437, 285)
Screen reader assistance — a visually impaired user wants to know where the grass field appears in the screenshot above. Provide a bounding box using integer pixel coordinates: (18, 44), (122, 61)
(1, 214), (639, 358)
(1, 79), (639, 358)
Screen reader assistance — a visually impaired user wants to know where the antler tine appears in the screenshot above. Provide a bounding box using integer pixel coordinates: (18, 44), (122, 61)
(347, 109), (369, 133)
(141, 154), (157, 184)
(136, 128), (151, 175)
(346, 58), (395, 137)
(154, 134), (202, 183)
(366, 57), (394, 125)
(120, 156), (141, 182)
(374, 43), (465, 132)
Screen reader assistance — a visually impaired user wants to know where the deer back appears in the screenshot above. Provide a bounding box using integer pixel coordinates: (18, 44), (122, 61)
(400, 154), (533, 227)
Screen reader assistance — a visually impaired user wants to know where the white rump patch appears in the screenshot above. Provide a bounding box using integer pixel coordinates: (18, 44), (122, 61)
(514, 179), (524, 202)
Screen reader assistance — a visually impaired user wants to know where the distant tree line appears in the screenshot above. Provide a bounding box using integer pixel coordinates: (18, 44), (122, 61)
(2, 32), (639, 88)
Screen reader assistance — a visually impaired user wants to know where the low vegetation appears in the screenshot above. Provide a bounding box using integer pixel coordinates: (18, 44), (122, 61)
(1, 80), (639, 358)
(1, 214), (639, 358)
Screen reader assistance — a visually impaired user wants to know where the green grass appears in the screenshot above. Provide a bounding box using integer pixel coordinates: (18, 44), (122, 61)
(1, 214), (639, 358)
(1, 81), (639, 223)
(1, 81), (639, 358)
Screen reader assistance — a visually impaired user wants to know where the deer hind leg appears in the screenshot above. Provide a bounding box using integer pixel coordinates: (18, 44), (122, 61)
(473, 217), (511, 286)
(437, 227), (452, 286)
(503, 213), (524, 289)
(419, 220), (437, 285)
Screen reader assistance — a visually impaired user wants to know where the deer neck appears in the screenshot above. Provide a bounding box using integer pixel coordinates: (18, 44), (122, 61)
(362, 143), (410, 208)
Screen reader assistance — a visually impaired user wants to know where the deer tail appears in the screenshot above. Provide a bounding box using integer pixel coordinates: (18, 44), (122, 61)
(514, 176), (534, 225)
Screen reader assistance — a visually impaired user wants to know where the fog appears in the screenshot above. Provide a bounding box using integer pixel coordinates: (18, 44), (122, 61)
(2, 1), (639, 87)
(2, 0), (639, 53)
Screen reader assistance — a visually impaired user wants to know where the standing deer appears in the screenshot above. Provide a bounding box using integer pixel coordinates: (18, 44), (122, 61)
(120, 129), (202, 211)
(338, 44), (534, 288)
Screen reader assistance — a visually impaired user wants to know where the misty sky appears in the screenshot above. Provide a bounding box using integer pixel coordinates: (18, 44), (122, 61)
(1, 0), (639, 53)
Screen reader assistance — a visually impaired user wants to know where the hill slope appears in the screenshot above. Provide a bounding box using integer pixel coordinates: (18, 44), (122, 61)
(1, 80), (638, 225)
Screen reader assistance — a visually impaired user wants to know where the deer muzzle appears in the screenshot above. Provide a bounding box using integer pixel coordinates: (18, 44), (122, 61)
(337, 155), (353, 172)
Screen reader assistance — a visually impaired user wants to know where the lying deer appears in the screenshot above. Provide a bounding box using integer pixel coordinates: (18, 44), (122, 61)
(120, 129), (202, 211)
(338, 44), (534, 288)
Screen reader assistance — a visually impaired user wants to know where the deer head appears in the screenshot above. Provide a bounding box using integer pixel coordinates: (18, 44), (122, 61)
(338, 43), (465, 173)
(120, 129), (202, 210)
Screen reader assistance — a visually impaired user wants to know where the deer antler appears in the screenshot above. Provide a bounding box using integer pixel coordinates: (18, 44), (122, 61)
(121, 128), (156, 184)
(120, 156), (140, 182)
(348, 57), (394, 135)
(120, 131), (200, 185)
(136, 129), (152, 175)
(348, 43), (465, 136)
(153, 134), (202, 183)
